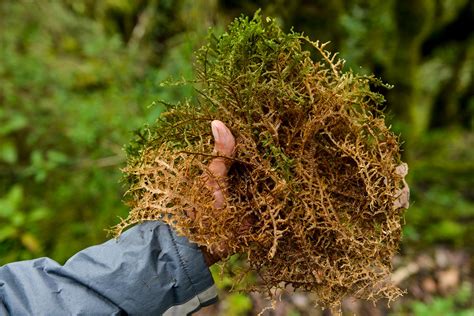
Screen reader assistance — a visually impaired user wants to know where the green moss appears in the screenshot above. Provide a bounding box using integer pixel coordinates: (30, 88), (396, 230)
(119, 11), (406, 309)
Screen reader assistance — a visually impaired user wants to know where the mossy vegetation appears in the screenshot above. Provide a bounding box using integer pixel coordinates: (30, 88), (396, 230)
(115, 12), (408, 308)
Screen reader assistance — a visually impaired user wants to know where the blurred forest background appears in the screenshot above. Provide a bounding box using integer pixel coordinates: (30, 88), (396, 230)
(0, 0), (472, 315)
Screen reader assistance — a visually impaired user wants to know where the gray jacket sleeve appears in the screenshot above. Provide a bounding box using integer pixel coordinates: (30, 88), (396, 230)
(0, 221), (217, 315)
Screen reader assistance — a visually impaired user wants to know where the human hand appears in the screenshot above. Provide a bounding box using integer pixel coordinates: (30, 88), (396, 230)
(198, 122), (409, 266)
(199, 120), (237, 266)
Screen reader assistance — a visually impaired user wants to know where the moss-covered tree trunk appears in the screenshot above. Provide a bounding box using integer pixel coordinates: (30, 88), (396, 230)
(387, 0), (435, 160)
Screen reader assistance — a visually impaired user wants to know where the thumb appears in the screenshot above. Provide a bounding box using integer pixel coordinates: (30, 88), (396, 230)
(206, 120), (236, 208)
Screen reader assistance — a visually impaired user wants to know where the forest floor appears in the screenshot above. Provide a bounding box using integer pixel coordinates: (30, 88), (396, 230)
(196, 246), (473, 315)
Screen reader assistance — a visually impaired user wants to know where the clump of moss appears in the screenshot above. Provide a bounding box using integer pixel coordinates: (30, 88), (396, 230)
(115, 12), (408, 309)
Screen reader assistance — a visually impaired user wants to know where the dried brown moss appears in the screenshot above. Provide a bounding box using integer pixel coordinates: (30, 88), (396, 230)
(115, 13), (408, 309)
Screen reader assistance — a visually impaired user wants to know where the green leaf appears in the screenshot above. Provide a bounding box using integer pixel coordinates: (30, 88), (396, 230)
(29, 207), (50, 222)
(0, 140), (18, 164)
(11, 212), (26, 227)
(0, 185), (23, 218)
(0, 226), (18, 242)
(427, 220), (465, 242)
(20, 232), (41, 253)
(46, 150), (68, 164)
(224, 293), (253, 316)
(0, 114), (27, 135)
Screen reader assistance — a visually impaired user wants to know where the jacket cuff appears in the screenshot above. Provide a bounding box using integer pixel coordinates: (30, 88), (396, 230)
(164, 225), (218, 315)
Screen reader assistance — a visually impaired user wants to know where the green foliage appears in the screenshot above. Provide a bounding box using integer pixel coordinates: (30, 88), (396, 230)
(0, 1), (193, 264)
(403, 130), (474, 247)
(0, 186), (50, 262)
(405, 282), (474, 316)
(339, 0), (396, 73)
(211, 256), (255, 315)
(222, 293), (253, 316)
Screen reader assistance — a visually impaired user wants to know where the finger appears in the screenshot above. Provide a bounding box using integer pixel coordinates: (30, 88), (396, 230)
(211, 120), (236, 158)
(395, 163), (408, 177)
(206, 120), (236, 208)
(393, 163), (410, 209)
